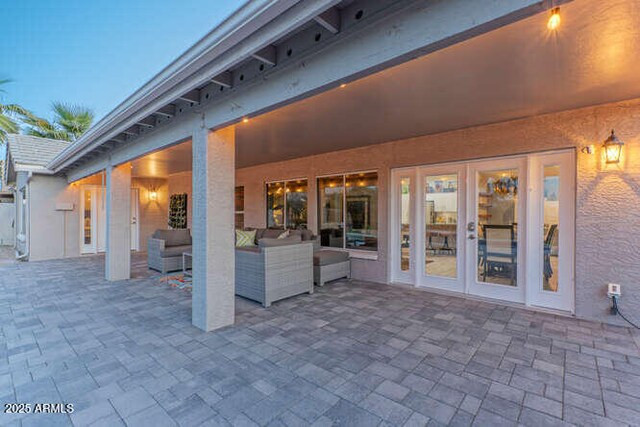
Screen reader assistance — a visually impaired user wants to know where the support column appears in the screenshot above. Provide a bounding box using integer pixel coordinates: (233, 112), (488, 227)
(192, 125), (235, 331)
(105, 162), (131, 281)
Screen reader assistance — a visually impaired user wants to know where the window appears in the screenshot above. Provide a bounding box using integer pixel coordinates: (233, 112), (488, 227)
(266, 179), (308, 229)
(235, 186), (244, 229)
(318, 171), (378, 251)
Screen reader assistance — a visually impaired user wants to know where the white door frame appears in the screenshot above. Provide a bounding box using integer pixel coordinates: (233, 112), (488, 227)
(525, 151), (575, 312)
(389, 149), (575, 313)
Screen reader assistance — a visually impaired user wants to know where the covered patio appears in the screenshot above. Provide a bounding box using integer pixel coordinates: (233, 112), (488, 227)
(2, 255), (639, 426)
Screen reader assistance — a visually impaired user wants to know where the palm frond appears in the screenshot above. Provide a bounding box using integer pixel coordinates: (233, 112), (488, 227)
(51, 102), (94, 140)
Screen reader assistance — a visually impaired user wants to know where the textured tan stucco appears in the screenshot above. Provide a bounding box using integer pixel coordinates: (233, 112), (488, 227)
(28, 175), (80, 261)
(233, 98), (640, 325)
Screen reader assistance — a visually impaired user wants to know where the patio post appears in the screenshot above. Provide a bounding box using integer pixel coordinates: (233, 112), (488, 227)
(105, 162), (132, 281)
(191, 125), (235, 331)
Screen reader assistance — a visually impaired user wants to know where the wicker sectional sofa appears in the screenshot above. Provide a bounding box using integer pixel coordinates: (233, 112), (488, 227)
(236, 237), (314, 307)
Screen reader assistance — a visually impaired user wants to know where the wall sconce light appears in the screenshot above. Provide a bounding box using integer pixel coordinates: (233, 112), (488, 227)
(602, 129), (624, 164)
(149, 189), (158, 201)
(547, 7), (561, 31)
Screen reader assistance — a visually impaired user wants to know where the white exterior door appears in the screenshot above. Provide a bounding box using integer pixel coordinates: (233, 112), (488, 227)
(418, 164), (466, 293)
(390, 150), (575, 313)
(81, 186), (140, 254)
(466, 157), (526, 303)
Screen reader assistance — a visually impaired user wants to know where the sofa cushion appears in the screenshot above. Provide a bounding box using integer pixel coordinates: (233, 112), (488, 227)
(261, 229), (284, 239)
(159, 245), (192, 258)
(300, 229), (314, 241)
(258, 235), (302, 248)
(236, 229), (256, 247)
(313, 250), (350, 266)
(235, 246), (260, 253)
(153, 229), (192, 247)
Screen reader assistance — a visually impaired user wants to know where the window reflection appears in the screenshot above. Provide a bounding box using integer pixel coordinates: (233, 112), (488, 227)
(318, 177), (344, 248)
(266, 182), (285, 228)
(318, 172), (379, 251)
(346, 172), (378, 251)
(285, 180), (308, 229)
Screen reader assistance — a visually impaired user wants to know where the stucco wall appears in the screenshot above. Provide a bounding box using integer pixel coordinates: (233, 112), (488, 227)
(0, 203), (15, 246)
(25, 174), (168, 261)
(28, 175), (80, 261)
(232, 98), (640, 325)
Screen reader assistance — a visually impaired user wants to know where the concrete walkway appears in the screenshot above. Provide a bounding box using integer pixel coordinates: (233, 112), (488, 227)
(1, 254), (639, 426)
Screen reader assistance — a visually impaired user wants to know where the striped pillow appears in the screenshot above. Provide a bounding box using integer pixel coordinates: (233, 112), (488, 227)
(277, 229), (290, 239)
(236, 229), (256, 247)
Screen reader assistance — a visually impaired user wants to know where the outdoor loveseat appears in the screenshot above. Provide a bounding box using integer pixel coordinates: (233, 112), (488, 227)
(147, 229), (192, 273)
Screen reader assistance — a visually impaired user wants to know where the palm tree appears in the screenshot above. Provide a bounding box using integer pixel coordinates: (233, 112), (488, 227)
(23, 102), (94, 142)
(0, 79), (33, 144)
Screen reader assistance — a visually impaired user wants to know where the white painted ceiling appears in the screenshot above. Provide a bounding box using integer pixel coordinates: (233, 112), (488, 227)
(133, 0), (640, 177)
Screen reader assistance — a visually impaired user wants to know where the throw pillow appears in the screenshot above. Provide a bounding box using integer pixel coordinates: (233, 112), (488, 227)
(236, 229), (256, 247)
(277, 229), (290, 239)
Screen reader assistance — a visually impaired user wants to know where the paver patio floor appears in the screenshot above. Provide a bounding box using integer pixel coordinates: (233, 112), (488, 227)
(1, 254), (639, 427)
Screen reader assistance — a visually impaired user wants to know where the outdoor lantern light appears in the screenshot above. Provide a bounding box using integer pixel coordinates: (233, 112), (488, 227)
(547, 7), (561, 30)
(603, 129), (624, 164)
(149, 189), (158, 201)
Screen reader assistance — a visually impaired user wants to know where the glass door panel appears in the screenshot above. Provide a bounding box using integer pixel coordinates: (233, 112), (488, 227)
(400, 177), (411, 272)
(425, 174), (458, 278)
(81, 187), (97, 254)
(468, 158), (525, 304)
(476, 168), (519, 287)
(542, 165), (560, 292)
(83, 190), (92, 246)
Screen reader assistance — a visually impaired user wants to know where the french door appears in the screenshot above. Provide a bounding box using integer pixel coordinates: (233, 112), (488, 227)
(390, 151), (575, 312)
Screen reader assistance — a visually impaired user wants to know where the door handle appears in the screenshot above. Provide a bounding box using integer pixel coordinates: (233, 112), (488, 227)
(467, 222), (476, 232)
(468, 234), (476, 240)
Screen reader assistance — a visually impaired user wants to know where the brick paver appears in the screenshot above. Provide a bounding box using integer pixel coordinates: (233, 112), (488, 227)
(1, 254), (639, 426)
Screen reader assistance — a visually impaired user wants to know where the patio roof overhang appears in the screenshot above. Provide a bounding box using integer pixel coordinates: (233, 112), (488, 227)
(126, 0), (640, 179)
(49, 0), (573, 183)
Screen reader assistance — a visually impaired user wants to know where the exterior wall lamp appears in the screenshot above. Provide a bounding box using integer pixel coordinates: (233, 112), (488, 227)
(602, 129), (624, 164)
(149, 188), (158, 201)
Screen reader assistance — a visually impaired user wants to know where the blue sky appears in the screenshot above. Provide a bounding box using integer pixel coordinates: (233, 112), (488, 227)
(0, 0), (245, 123)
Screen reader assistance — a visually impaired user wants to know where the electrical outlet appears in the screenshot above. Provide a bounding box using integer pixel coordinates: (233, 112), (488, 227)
(607, 283), (621, 299)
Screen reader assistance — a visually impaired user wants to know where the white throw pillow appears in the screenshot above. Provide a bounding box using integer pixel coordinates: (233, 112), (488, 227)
(277, 229), (290, 239)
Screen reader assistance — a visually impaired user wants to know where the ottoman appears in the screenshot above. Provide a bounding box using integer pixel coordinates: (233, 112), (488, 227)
(313, 250), (351, 286)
